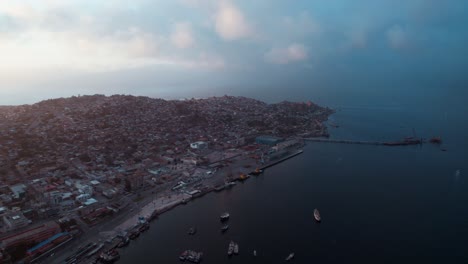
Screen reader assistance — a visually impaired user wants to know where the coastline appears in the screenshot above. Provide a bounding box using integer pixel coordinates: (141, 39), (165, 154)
(38, 99), (335, 264)
(51, 145), (307, 264)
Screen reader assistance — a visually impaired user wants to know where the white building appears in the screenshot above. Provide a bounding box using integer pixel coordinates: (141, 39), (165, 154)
(190, 141), (208, 150)
(76, 193), (91, 203)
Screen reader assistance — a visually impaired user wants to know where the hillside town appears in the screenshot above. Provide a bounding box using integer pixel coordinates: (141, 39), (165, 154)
(0, 95), (332, 263)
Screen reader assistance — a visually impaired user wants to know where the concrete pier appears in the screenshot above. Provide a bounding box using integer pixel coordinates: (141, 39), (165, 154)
(304, 138), (385, 145)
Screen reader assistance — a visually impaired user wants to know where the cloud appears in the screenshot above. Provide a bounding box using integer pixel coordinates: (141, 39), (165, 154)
(265, 43), (308, 64)
(282, 11), (321, 37)
(0, 2), (226, 74)
(170, 22), (195, 49)
(386, 24), (408, 49)
(214, 0), (252, 41)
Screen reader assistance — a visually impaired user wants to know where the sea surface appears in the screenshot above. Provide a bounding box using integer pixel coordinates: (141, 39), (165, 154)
(119, 100), (468, 263)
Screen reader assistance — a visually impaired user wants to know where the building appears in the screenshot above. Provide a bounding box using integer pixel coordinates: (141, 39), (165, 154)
(27, 232), (71, 256)
(272, 139), (302, 151)
(125, 170), (145, 190)
(255, 135), (284, 146)
(190, 141), (208, 150)
(2, 211), (31, 231)
(0, 221), (61, 249)
(9, 184), (27, 199)
(75, 193), (91, 203)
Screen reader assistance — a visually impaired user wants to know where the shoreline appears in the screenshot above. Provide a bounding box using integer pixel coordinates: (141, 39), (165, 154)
(51, 145), (306, 264)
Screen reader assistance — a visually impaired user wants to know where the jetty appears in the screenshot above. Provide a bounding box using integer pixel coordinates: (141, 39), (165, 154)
(304, 138), (424, 146)
(304, 138), (384, 145)
(259, 149), (304, 170)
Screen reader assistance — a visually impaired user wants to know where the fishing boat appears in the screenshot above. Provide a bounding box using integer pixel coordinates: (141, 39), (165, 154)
(314, 208), (321, 222)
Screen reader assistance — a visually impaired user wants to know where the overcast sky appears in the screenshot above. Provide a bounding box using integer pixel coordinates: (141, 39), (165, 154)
(0, 0), (467, 105)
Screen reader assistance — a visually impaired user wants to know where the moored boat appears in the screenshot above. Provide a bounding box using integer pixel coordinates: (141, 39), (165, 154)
(239, 173), (249, 181)
(139, 223), (149, 233)
(314, 208), (321, 222)
(117, 236), (130, 248)
(129, 230), (139, 240)
(250, 168), (263, 176)
(86, 243), (104, 258)
(99, 249), (120, 264)
(221, 224), (229, 232)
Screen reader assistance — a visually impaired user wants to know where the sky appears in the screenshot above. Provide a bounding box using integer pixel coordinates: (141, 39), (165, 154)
(0, 0), (467, 105)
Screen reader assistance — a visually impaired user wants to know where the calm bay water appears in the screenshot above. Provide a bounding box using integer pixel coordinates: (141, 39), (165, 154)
(119, 102), (468, 263)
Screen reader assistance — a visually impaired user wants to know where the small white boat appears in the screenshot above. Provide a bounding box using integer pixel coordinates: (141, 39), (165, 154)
(220, 212), (230, 221)
(285, 252), (295, 261)
(314, 208), (321, 222)
(253, 250), (257, 257)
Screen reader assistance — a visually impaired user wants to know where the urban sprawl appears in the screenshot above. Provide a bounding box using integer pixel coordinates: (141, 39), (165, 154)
(0, 95), (332, 263)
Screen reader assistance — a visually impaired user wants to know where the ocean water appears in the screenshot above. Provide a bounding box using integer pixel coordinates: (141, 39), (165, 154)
(119, 101), (468, 263)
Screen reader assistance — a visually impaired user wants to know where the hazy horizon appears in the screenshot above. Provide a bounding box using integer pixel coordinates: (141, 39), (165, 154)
(1, 0), (467, 106)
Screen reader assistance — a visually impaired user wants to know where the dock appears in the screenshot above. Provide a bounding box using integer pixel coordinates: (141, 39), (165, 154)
(260, 149), (304, 170)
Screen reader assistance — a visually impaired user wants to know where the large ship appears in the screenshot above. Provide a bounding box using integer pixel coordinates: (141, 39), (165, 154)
(314, 208), (321, 222)
(383, 137), (422, 146)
